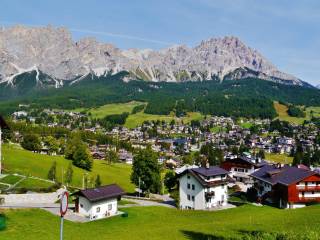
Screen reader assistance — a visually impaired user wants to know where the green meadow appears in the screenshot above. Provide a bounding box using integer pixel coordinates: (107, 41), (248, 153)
(265, 153), (293, 164)
(274, 101), (320, 125)
(2, 144), (134, 192)
(1, 205), (320, 239)
(72, 101), (205, 128)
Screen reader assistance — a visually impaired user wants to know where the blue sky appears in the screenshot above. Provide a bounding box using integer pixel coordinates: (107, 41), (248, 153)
(1, 0), (319, 85)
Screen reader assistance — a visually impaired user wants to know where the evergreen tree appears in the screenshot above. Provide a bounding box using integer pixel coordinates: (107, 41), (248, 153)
(95, 175), (102, 187)
(48, 161), (57, 181)
(293, 151), (304, 166)
(65, 162), (73, 186)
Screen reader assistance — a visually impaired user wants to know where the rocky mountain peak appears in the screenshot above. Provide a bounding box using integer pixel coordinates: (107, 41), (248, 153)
(0, 25), (304, 86)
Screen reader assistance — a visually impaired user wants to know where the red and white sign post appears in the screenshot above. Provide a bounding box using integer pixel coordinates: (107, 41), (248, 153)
(60, 191), (68, 240)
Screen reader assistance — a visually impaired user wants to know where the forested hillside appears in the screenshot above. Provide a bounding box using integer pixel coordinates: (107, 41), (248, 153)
(0, 71), (319, 119)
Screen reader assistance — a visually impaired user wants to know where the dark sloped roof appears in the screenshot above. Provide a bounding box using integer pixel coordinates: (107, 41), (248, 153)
(188, 168), (230, 187)
(251, 165), (317, 186)
(192, 166), (229, 177)
(74, 184), (125, 202)
(224, 156), (268, 168)
(0, 116), (9, 129)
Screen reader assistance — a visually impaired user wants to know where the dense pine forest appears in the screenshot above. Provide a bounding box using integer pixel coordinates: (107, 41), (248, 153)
(0, 71), (320, 119)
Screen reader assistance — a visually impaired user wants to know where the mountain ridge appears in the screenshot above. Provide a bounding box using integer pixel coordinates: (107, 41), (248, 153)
(0, 25), (306, 87)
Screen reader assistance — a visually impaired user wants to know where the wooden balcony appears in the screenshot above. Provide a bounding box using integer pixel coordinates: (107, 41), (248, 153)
(298, 197), (320, 203)
(296, 185), (320, 191)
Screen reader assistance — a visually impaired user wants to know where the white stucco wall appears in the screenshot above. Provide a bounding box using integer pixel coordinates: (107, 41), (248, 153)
(179, 173), (228, 210)
(78, 196), (118, 220)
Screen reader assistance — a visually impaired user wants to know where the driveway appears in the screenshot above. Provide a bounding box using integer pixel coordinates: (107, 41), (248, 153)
(120, 197), (176, 208)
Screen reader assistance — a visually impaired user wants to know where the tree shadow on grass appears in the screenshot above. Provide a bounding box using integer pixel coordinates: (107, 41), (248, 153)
(181, 230), (232, 240)
(181, 230), (290, 240)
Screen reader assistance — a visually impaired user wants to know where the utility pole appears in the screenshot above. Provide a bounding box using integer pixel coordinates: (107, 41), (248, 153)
(61, 166), (64, 186)
(138, 177), (141, 198)
(0, 128), (2, 175)
(82, 174), (84, 189)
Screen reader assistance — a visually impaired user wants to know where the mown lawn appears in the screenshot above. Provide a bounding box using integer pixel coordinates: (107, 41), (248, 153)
(2, 144), (134, 192)
(265, 153), (293, 164)
(1, 205), (320, 239)
(0, 175), (23, 185)
(15, 178), (54, 189)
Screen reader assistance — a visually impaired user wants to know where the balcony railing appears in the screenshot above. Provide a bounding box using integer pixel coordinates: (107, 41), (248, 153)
(296, 185), (320, 191)
(298, 197), (320, 203)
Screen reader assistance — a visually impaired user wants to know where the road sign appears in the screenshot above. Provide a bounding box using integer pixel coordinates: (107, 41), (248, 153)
(60, 191), (68, 240)
(60, 191), (68, 216)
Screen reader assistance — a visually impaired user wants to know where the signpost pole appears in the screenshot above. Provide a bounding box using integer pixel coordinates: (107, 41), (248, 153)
(60, 216), (64, 240)
(59, 191), (68, 240)
(0, 128), (2, 175)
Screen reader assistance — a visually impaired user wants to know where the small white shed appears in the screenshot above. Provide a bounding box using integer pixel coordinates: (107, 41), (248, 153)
(74, 184), (125, 220)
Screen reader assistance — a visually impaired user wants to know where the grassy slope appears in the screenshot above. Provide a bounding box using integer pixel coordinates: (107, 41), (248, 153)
(274, 102), (305, 124)
(0, 175), (23, 185)
(72, 101), (204, 129)
(73, 101), (144, 118)
(15, 178), (54, 189)
(1, 205), (320, 240)
(265, 153), (293, 164)
(2, 144), (134, 192)
(274, 102), (320, 124)
(125, 111), (204, 129)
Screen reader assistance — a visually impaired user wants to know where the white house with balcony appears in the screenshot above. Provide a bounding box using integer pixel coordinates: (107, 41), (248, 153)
(178, 166), (229, 210)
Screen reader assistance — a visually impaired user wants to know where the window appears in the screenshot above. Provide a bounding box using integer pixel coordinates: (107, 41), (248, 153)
(108, 204), (112, 210)
(312, 191), (315, 194)
(187, 183), (190, 189)
(187, 175), (190, 179)
(234, 168), (237, 171)
(191, 196), (195, 201)
(96, 207), (100, 213)
(192, 184), (195, 190)
(187, 194), (190, 200)
(80, 204), (83, 208)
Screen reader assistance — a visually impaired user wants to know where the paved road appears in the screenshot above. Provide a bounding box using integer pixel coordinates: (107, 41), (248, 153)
(0, 203), (89, 222)
(120, 198), (176, 208)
